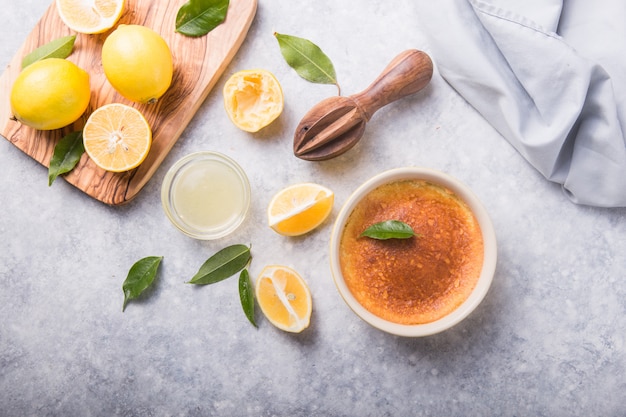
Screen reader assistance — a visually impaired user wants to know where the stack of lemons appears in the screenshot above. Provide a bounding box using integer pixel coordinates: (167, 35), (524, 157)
(9, 0), (173, 173)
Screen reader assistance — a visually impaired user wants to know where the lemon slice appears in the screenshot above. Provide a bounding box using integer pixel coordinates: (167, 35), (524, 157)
(56, 0), (125, 34)
(255, 265), (312, 333)
(83, 103), (152, 172)
(268, 183), (334, 236)
(223, 69), (284, 132)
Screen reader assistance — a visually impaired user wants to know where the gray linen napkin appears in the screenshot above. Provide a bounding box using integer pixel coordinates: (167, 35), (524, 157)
(416, 0), (626, 207)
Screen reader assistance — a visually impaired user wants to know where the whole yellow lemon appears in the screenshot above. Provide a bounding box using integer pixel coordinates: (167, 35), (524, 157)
(102, 24), (173, 104)
(10, 58), (90, 130)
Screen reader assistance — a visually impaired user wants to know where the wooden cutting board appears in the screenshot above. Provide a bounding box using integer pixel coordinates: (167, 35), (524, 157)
(0, 0), (257, 205)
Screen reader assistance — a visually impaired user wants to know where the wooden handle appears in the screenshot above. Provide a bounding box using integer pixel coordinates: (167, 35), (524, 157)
(351, 50), (433, 121)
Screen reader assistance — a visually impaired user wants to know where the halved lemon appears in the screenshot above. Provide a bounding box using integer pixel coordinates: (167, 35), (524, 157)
(268, 183), (334, 236)
(223, 69), (284, 132)
(56, 0), (125, 34)
(83, 103), (152, 172)
(255, 265), (312, 333)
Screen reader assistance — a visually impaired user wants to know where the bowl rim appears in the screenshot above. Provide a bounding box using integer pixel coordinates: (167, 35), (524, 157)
(329, 167), (497, 337)
(161, 151), (251, 240)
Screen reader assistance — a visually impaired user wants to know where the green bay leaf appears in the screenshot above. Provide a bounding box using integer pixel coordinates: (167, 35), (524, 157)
(48, 131), (84, 186)
(122, 256), (164, 312)
(238, 269), (256, 327)
(21, 35), (76, 69)
(175, 0), (229, 37)
(188, 244), (251, 285)
(274, 32), (339, 91)
(360, 220), (417, 240)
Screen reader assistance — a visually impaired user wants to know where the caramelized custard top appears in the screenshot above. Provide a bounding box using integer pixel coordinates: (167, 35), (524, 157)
(339, 179), (484, 325)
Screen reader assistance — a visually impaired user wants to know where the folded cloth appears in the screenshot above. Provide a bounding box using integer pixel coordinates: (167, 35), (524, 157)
(416, 0), (626, 207)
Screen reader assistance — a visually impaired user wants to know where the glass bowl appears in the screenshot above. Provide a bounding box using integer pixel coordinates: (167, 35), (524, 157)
(161, 151), (251, 240)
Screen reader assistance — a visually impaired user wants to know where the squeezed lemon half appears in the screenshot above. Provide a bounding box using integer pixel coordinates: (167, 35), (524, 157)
(223, 69), (284, 132)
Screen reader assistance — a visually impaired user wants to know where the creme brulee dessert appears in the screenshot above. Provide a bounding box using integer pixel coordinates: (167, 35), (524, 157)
(338, 179), (484, 325)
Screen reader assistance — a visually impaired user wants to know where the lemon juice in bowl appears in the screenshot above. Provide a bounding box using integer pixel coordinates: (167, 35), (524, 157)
(161, 152), (250, 239)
